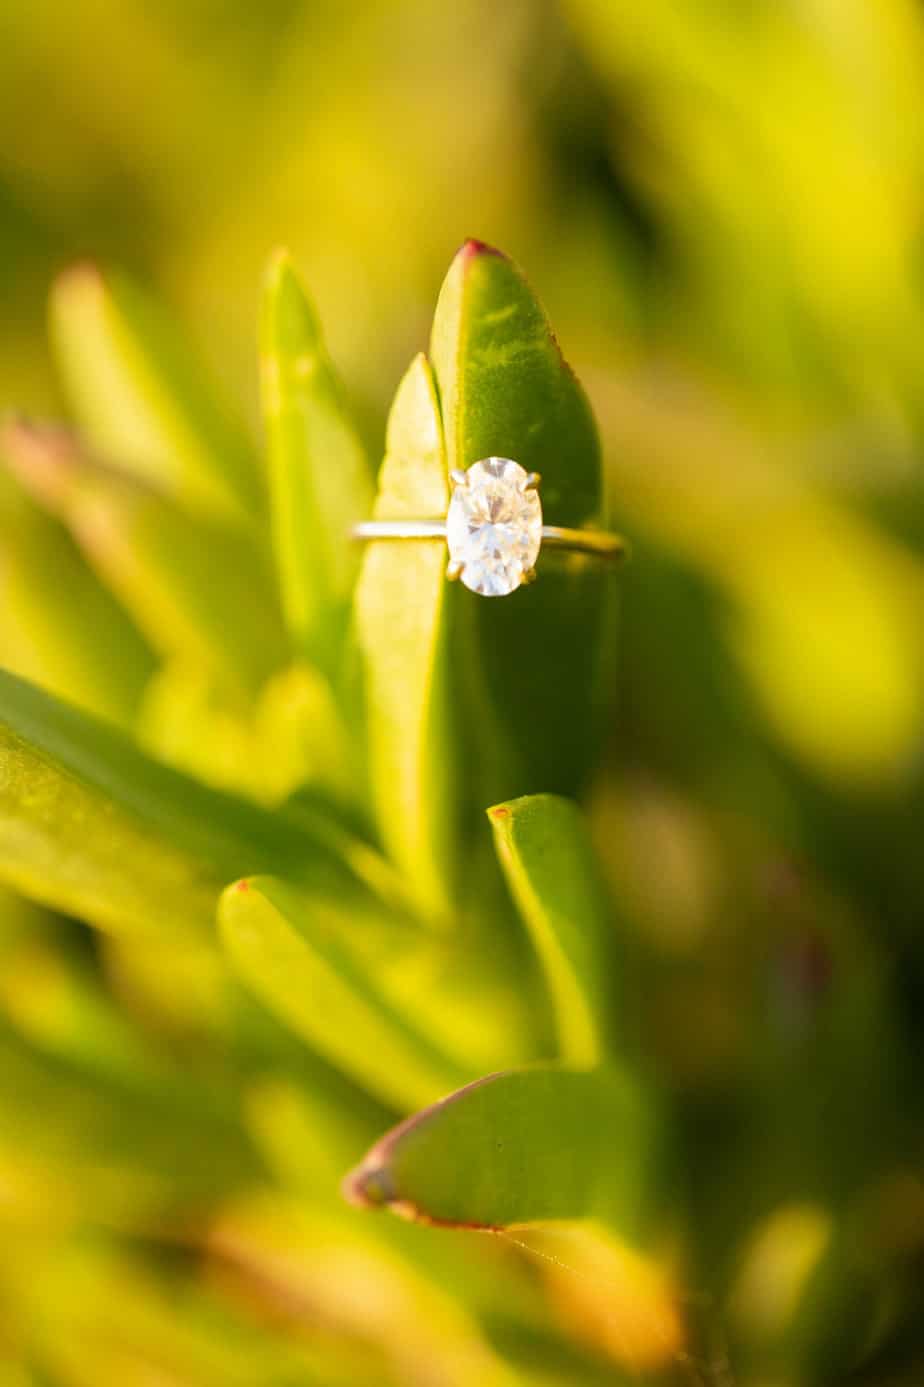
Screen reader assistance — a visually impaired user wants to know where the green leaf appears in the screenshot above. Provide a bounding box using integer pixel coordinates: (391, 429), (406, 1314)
(260, 251), (373, 665)
(344, 1065), (661, 1240)
(138, 659), (357, 807)
(429, 240), (618, 798)
(488, 795), (618, 1065)
(50, 265), (260, 523)
(5, 422), (286, 697)
(355, 354), (452, 917)
(0, 446), (154, 727)
(219, 875), (470, 1111)
(0, 668), (378, 936)
(0, 1028), (259, 1217)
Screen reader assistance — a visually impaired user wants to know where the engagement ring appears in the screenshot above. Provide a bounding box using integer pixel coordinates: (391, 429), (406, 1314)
(352, 456), (626, 597)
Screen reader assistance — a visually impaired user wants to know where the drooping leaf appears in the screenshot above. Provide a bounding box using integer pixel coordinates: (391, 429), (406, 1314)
(0, 451), (154, 727)
(219, 875), (470, 1111)
(0, 668), (380, 937)
(4, 422), (286, 697)
(429, 240), (619, 799)
(354, 354), (453, 917)
(344, 1065), (662, 1241)
(50, 266), (260, 523)
(488, 795), (618, 1065)
(260, 251), (373, 666)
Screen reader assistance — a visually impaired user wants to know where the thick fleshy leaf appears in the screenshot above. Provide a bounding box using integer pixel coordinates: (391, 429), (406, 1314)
(488, 795), (617, 1065)
(260, 251), (373, 665)
(5, 422), (286, 697)
(354, 354), (452, 917)
(0, 668), (379, 936)
(429, 240), (618, 799)
(0, 454), (153, 727)
(344, 1065), (661, 1240)
(50, 266), (260, 522)
(219, 875), (470, 1110)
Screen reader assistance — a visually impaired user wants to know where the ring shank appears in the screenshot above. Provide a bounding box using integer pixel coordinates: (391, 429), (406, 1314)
(351, 519), (626, 560)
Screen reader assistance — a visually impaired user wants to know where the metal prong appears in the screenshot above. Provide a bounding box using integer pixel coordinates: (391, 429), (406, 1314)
(520, 567), (538, 586)
(446, 558), (464, 581)
(450, 469), (468, 488)
(522, 471), (541, 491)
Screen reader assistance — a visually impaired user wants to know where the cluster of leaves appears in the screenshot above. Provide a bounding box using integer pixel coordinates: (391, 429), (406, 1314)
(0, 240), (921, 1387)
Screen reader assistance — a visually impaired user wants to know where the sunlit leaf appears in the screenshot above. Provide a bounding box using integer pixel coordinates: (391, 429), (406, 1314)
(50, 266), (260, 523)
(261, 251), (373, 666)
(354, 354), (452, 917)
(5, 422), (286, 698)
(0, 451), (153, 727)
(0, 668), (373, 936)
(345, 1064), (661, 1241)
(219, 875), (470, 1110)
(429, 240), (618, 799)
(488, 795), (618, 1065)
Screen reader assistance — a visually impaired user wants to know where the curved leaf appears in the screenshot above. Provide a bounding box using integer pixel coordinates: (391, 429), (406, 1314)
(488, 795), (618, 1065)
(344, 1065), (661, 1240)
(354, 354), (452, 917)
(260, 251), (373, 665)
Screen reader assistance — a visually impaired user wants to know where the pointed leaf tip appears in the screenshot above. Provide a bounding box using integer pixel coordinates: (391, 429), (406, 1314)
(459, 238), (505, 261)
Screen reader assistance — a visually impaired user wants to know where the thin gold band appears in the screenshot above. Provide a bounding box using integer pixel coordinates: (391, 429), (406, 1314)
(351, 520), (627, 560)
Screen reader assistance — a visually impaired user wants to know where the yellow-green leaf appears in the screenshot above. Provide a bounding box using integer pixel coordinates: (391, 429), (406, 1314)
(260, 251), (373, 665)
(50, 266), (260, 523)
(354, 354), (452, 918)
(219, 875), (469, 1110)
(345, 1064), (660, 1241)
(488, 795), (617, 1065)
(0, 668), (370, 937)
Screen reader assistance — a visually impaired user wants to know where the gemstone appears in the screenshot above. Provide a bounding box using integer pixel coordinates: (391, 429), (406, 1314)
(446, 457), (542, 597)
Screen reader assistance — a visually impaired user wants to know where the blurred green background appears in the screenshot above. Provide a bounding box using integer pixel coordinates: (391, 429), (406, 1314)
(2, 1), (924, 1384)
(6, 0), (924, 790)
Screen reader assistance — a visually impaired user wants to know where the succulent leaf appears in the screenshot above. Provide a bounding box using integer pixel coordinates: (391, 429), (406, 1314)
(354, 353), (453, 918)
(219, 875), (470, 1110)
(488, 794), (619, 1066)
(0, 668), (378, 936)
(344, 1064), (661, 1242)
(261, 251), (373, 668)
(50, 266), (260, 523)
(429, 240), (618, 799)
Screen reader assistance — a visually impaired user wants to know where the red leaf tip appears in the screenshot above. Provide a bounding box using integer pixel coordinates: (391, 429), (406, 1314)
(460, 238), (505, 262)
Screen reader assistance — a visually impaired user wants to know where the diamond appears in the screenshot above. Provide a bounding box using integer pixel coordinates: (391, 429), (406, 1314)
(446, 457), (543, 596)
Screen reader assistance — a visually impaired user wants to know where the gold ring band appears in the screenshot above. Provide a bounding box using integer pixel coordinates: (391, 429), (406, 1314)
(351, 520), (627, 561)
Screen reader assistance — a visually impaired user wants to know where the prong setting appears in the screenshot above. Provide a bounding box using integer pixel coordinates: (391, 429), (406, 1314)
(450, 469), (468, 488)
(445, 457), (543, 597)
(520, 567), (538, 586)
(446, 558), (464, 582)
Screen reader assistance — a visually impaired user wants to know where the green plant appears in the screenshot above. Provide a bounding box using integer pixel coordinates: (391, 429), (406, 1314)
(0, 241), (918, 1387)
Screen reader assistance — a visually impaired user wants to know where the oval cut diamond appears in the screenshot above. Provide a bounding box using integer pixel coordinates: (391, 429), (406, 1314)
(446, 457), (542, 596)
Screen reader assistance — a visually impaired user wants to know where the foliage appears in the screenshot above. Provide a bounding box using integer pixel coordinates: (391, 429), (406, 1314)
(2, 4), (924, 1384)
